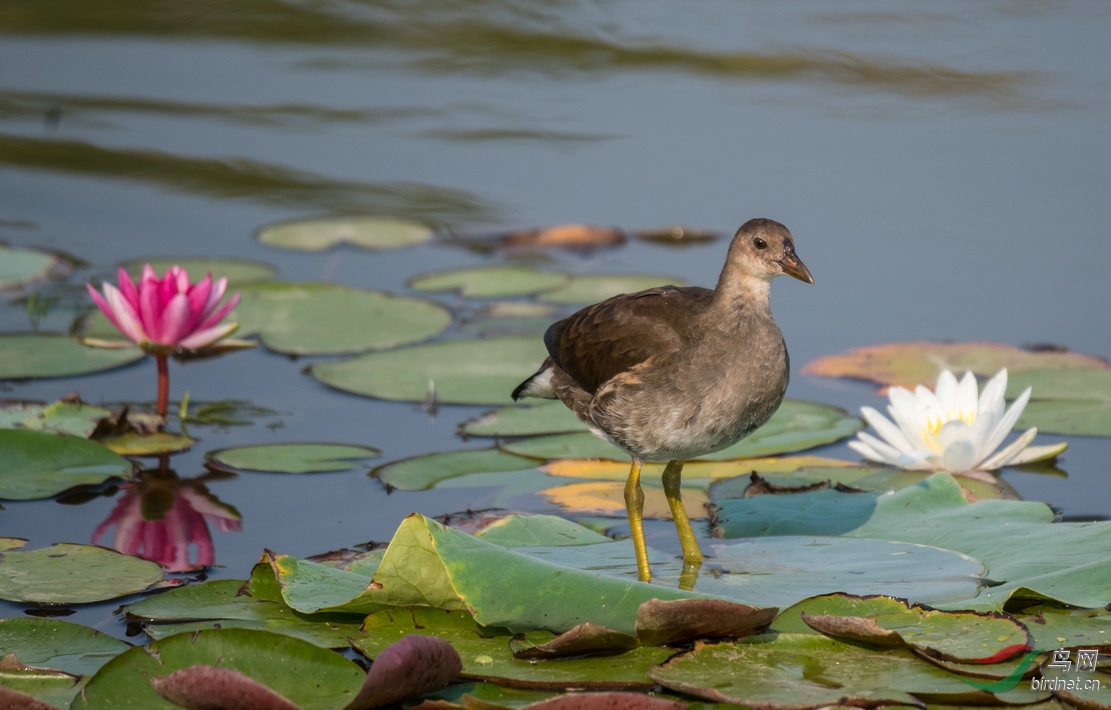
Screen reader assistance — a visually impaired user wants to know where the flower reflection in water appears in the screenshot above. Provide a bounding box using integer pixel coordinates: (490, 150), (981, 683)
(93, 464), (241, 573)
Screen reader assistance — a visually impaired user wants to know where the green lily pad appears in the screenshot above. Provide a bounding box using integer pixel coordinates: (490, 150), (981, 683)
(0, 429), (132, 500)
(409, 265), (569, 298)
(460, 400), (587, 437)
(231, 281), (451, 355)
(0, 400), (111, 437)
(0, 332), (144, 380)
(0, 617), (131, 708)
(471, 514), (612, 548)
(501, 400), (862, 461)
(1012, 604), (1111, 652)
(0, 244), (71, 290)
(125, 563), (366, 648)
(313, 336), (548, 405)
(73, 628), (365, 710)
(649, 633), (1006, 707)
(371, 448), (540, 491)
(713, 473), (1111, 610)
(1007, 368), (1111, 436)
(256, 215), (434, 251)
(120, 257), (277, 285)
(0, 539), (171, 604)
(537, 274), (684, 304)
(207, 443), (381, 474)
(802, 341), (1108, 390)
(352, 607), (672, 691)
(99, 431), (196, 456)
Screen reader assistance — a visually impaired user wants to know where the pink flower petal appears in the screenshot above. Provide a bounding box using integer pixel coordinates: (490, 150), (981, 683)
(101, 282), (149, 343)
(196, 291), (240, 332)
(178, 321), (238, 350)
(186, 274), (214, 332)
(202, 276), (229, 319)
(117, 267), (140, 309)
(139, 277), (167, 343)
(157, 293), (192, 346)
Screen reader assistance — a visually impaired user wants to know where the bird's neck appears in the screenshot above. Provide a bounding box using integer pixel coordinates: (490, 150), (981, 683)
(711, 268), (773, 318)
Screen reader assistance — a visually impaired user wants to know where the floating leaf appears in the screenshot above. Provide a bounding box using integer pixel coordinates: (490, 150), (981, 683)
(1007, 368), (1111, 436)
(0, 618), (131, 708)
(499, 224), (625, 250)
(255, 215), (434, 251)
(313, 336), (547, 405)
(501, 400), (862, 461)
(543, 456), (857, 482)
(713, 473), (1111, 610)
(538, 479), (709, 519)
(233, 281), (451, 355)
(351, 607), (671, 691)
(650, 633), (986, 707)
(635, 598), (777, 646)
(537, 274), (684, 304)
(99, 431), (195, 456)
(0, 429), (132, 500)
(74, 628), (365, 710)
(150, 665), (298, 710)
(371, 448), (539, 491)
(0, 400), (110, 437)
(461, 400), (586, 437)
(0, 333), (144, 380)
(207, 443), (381, 474)
(125, 563), (366, 648)
(471, 514), (611, 548)
(349, 634), (461, 709)
(120, 257), (276, 285)
(802, 341), (1108, 390)
(509, 622), (637, 659)
(632, 226), (721, 246)
(0, 540), (171, 604)
(0, 244), (72, 290)
(409, 265), (568, 298)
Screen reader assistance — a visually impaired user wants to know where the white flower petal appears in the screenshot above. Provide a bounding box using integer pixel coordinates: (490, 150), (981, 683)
(897, 449), (944, 471)
(849, 440), (896, 466)
(853, 431), (906, 464)
(941, 438), (978, 472)
(935, 369), (960, 409)
(983, 386), (1031, 458)
(860, 406), (914, 452)
(888, 387), (931, 449)
(1007, 441), (1068, 465)
(979, 427), (1038, 470)
(956, 371), (979, 417)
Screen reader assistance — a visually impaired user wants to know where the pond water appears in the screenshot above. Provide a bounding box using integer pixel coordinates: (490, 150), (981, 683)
(1, 2), (1109, 639)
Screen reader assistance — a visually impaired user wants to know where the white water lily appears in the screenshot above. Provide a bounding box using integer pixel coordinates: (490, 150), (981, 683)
(849, 369), (1066, 473)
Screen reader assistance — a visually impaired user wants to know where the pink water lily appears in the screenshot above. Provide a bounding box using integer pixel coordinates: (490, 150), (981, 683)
(86, 265), (240, 354)
(86, 264), (242, 418)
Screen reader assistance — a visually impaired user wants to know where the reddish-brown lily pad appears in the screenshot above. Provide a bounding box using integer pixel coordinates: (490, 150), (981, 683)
(802, 341), (1107, 390)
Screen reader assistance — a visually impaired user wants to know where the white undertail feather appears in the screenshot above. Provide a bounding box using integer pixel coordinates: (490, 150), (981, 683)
(512, 366), (556, 400)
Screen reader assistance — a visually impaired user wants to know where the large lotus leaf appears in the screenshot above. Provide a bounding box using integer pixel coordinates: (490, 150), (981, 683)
(0, 617), (131, 708)
(708, 464), (1022, 501)
(409, 265), (568, 297)
(0, 332), (144, 379)
(0, 245), (71, 290)
(372, 448), (541, 491)
(0, 429), (132, 500)
(0, 400), (111, 437)
(501, 400), (862, 461)
(537, 274), (684, 304)
(352, 607), (672, 691)
(517, 537), (985, 610)
(206, 443), (380, 474)
(124, 564), (366, 648)
(267, 514), (705, 633)
(713, 473), (1111, 610)
(648, 633), (1041, 707)
(0, 540), (171, 604)
(313, 336), (548, 405)
(1007, 368), (1111, 436)
(801, 341), (1107, 390)
(232, 281), (450, 355)
(73, 628), (365, 710)
(255, 215), (433, 251)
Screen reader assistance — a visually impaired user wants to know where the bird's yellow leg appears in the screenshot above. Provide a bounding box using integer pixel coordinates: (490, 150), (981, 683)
(624, 459), (651, 582)
(662, 460), (703, 564)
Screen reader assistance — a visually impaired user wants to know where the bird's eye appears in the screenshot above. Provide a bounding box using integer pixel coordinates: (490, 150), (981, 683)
(753, 237), (767, 249)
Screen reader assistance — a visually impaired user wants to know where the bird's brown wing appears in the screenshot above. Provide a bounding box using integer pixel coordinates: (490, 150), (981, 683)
(544, 285), (713, 395)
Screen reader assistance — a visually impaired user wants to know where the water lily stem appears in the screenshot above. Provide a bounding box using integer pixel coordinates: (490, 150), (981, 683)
(156, 354), (169, 420)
